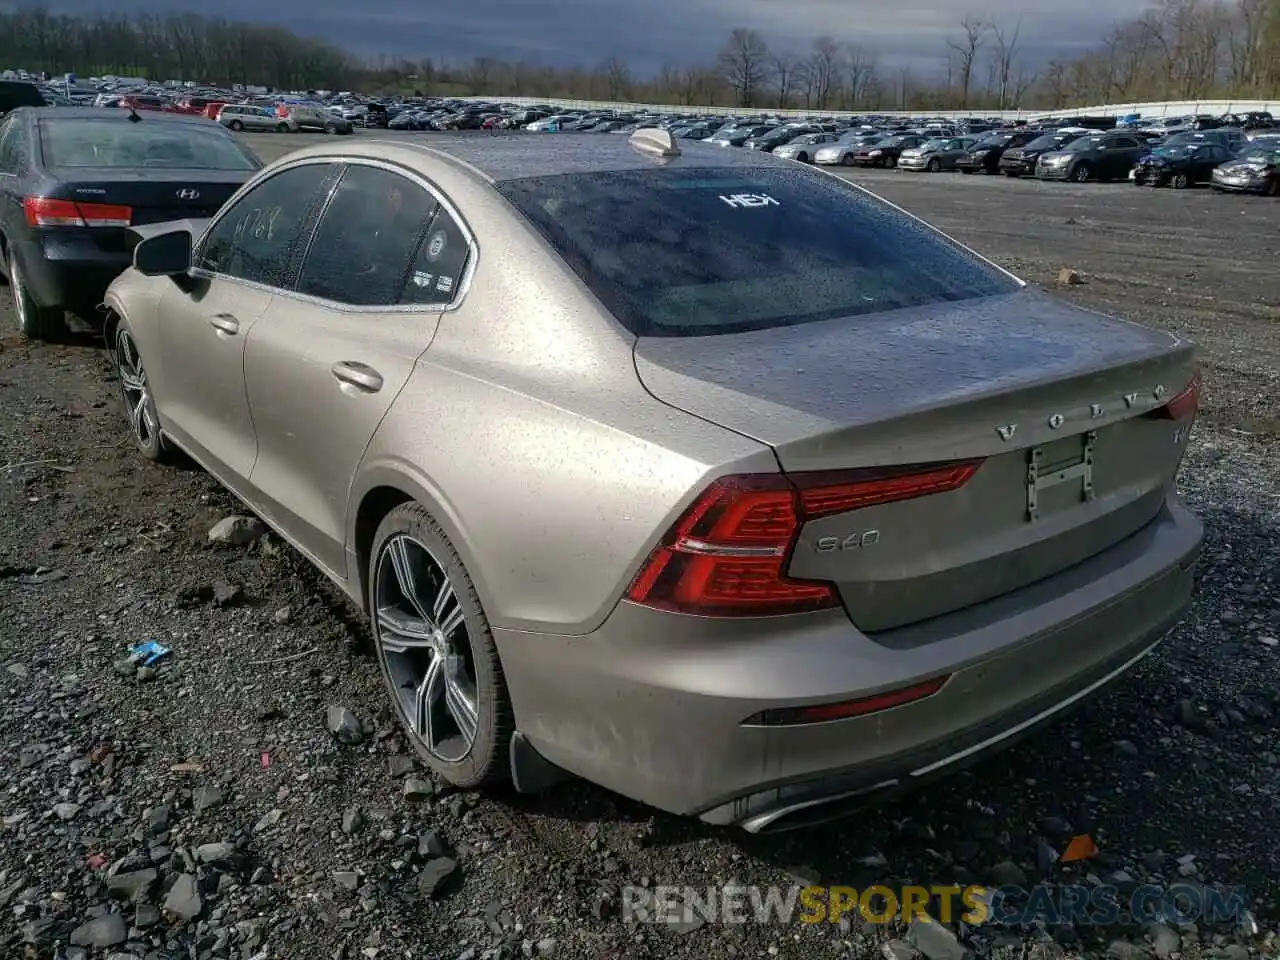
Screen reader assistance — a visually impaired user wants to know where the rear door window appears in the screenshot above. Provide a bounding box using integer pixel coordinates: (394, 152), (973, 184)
(295, 163), (439, 307)
(496, 167), (1019, 337)
(0, 117), (22, 174)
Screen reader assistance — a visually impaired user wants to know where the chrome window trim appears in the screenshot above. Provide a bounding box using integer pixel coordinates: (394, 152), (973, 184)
(189, 153), (477, 315)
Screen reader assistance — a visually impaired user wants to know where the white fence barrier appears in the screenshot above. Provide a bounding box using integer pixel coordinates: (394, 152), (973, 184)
(457, 96), (1277, 122)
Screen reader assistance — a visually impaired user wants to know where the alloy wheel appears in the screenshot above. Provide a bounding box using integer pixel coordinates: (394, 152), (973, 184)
(115, 327), (159, 448)
(10, 257), (28, 334)
(374, 534), (480, 763)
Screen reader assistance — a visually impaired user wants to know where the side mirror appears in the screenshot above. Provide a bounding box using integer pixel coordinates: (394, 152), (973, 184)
(133, 229), (191, 277)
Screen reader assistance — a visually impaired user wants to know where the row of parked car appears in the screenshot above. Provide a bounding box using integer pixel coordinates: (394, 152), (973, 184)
(823, 125), (1280, 193)
(617, 113), (1277, 195)
(378, 99), (1280, 197)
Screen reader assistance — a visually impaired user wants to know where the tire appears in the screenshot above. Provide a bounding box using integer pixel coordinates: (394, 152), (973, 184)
(841, 153), (854, 166)
(9, 252), (68, 342)
(276, 123), (290, 134)
(1171, 173), (1190, 189)
(927, 158), (941, 172)
(111, 317), (173, 462)
(368, 502), (513, 789)
(228, 120), (243, 131)
(1070, 163), (1092, 182)
(1267, 178), (1280, 197)
(324, 123), (337, 135)
(796, 152), (808, 163)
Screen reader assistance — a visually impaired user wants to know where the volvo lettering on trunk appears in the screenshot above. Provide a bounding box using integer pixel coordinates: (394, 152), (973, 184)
(994, 384), (1172, 440)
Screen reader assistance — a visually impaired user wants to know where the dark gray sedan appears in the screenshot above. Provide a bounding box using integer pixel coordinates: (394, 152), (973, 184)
(897, 136), (977, 171)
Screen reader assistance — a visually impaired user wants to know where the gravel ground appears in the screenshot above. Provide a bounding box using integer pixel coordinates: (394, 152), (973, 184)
(1, 132), (1278, 960)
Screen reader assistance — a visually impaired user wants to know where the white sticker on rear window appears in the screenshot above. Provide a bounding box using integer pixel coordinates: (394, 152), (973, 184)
(412, 271), (434, 288)
(719, 193), (780, 209)
(435, 275), (454, 293)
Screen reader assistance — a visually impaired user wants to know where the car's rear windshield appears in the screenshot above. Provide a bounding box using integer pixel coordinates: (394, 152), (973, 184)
(496, 166), (1020, 337)
(1025, 134), (1071, 150)
(39, 118), (259, 170)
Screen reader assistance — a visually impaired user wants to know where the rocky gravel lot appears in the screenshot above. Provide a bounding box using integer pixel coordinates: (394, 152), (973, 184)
(1, 132), (1278, 960)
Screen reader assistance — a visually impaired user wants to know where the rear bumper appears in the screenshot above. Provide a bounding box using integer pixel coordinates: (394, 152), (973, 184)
(495, 493), (1202, 825)
(13, 233), (129, 312)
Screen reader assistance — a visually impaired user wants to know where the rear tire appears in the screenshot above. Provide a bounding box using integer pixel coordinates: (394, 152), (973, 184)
(228, 120), (243, 131)
(324, 123), (337, 135)
(369, 503), (514, 789)
(276, 123), (290, 134)
(111, 318), (174, 463)
(1171, 173), (1190, 189)
(9, 253), (68, 342)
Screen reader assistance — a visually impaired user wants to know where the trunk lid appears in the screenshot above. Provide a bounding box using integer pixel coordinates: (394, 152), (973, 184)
(49, 169), (249, 252)
(633, 290), (1196, 632)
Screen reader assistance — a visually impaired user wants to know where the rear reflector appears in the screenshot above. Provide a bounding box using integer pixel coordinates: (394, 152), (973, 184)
(1145, 370), (1200, 421)
(625, 460), (983, 618)
(742, 675), (951, 726)
(24, 197), (132, 229)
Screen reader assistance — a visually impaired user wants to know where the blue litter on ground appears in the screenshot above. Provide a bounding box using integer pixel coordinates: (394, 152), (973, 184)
(130, 641), (171, 666)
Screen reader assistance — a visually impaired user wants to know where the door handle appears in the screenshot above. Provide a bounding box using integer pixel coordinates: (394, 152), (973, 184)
(208, 313), (240, 334)
(331, 361), (384, 393)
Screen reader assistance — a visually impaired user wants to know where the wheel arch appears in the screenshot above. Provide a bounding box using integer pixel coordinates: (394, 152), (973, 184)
(347, 465), (489, 619)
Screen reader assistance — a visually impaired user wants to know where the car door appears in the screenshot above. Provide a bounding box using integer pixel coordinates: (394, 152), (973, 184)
(1198, 144), (1227, 179)
(243, 161), (472, 572)
(0, 115), (23, 274)
(1103, 136), (1140, 177)
(156, 160), (339, 482)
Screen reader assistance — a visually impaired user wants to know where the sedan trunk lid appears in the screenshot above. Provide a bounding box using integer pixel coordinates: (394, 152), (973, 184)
(634, 289), (1197, 632)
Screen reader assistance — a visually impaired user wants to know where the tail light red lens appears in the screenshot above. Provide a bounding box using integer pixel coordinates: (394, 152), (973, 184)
(24, 197), (132, 228)
(742, 675), (952, 726)
(1145, 369), (1200, 421)
(625, 460), (983, 618)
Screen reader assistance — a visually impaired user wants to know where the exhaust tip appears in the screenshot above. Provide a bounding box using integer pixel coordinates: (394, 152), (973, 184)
(739, 780), (899, 834)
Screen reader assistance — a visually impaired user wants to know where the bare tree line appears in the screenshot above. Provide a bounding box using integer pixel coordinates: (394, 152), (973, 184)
(1, 1), (1278, 110)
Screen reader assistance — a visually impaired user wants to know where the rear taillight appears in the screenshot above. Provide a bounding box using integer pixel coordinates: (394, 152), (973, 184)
(1145, 369), (1201, 420)
(276, 105), (289, 118)
(24, 197), (132, 228)
(625, 460), (983, 618)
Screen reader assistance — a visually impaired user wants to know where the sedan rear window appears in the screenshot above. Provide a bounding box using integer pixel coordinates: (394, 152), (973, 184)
(497, 166), (1020, 337)
(39, 119), (259, 170)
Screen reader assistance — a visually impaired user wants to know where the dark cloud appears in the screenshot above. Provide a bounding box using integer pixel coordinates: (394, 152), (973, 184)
(44, 0), (1148, 76)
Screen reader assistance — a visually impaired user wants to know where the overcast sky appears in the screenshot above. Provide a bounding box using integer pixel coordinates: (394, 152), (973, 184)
(46, 0), (1155, 76)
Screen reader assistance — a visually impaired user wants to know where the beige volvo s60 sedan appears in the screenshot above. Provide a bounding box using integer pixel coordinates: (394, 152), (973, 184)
(103, 129), (1203, 832)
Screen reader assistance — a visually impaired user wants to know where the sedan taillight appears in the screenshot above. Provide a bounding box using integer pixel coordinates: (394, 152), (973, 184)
(625, 461), (983, 618)
(24, 197), (132, 228)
